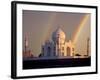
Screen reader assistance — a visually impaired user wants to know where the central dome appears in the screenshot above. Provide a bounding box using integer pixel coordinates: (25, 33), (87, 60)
(52, 27), (66, 42)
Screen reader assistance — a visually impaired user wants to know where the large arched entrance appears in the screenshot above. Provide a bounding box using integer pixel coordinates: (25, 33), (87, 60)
(67, 47), (71, 56)
(47, 47), (51, 56)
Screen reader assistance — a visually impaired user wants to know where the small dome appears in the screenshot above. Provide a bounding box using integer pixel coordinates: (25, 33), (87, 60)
(52, 27), (66, 42)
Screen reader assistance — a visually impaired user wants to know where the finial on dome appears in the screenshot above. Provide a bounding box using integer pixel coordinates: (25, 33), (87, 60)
(55, 26), (63, 33)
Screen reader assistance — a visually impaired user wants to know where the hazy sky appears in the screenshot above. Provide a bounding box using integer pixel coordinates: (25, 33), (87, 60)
(23, 10), (90, 57)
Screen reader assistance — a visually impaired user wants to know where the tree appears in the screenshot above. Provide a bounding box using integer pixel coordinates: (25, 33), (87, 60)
(75, 53), (81, 58)
(39, 53), (42, 57)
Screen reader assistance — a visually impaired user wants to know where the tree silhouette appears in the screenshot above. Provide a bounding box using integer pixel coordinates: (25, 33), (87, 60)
(39, 53), (42, 57)
(75, 53), (81, 58)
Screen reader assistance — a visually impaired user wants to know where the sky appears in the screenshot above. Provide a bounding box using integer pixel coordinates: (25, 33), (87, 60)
(23, 10), (91, 57)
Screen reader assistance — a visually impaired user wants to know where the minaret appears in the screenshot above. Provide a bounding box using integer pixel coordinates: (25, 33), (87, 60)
(87, 37), (90, 56)
(24, 36), (29, 53)
(23, 35), (33, 58)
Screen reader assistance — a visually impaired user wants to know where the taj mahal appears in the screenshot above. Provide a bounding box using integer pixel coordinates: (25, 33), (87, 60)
(23, 27), (90, 59)
(40, 27), (75, 58)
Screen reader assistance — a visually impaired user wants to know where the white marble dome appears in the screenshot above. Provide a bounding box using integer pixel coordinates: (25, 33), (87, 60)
(52, 27), (66, 43)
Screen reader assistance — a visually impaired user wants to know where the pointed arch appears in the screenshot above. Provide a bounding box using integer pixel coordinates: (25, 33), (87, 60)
(67, 47), (71, 56)
(47, 46), (51, 56)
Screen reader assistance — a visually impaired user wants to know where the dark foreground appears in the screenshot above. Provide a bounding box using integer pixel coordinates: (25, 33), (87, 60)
(23, 57), (91, 69)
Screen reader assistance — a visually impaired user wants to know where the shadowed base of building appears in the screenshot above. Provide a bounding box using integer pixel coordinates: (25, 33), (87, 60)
(23, 57), (91, 69)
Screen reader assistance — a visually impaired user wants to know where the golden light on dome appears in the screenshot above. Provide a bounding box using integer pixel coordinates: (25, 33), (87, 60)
(54, 28), (65, 38)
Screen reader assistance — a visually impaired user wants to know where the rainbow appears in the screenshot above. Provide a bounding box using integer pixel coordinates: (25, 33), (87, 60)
(72, 14), (90, 44)
(42, 13), (57, 42)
